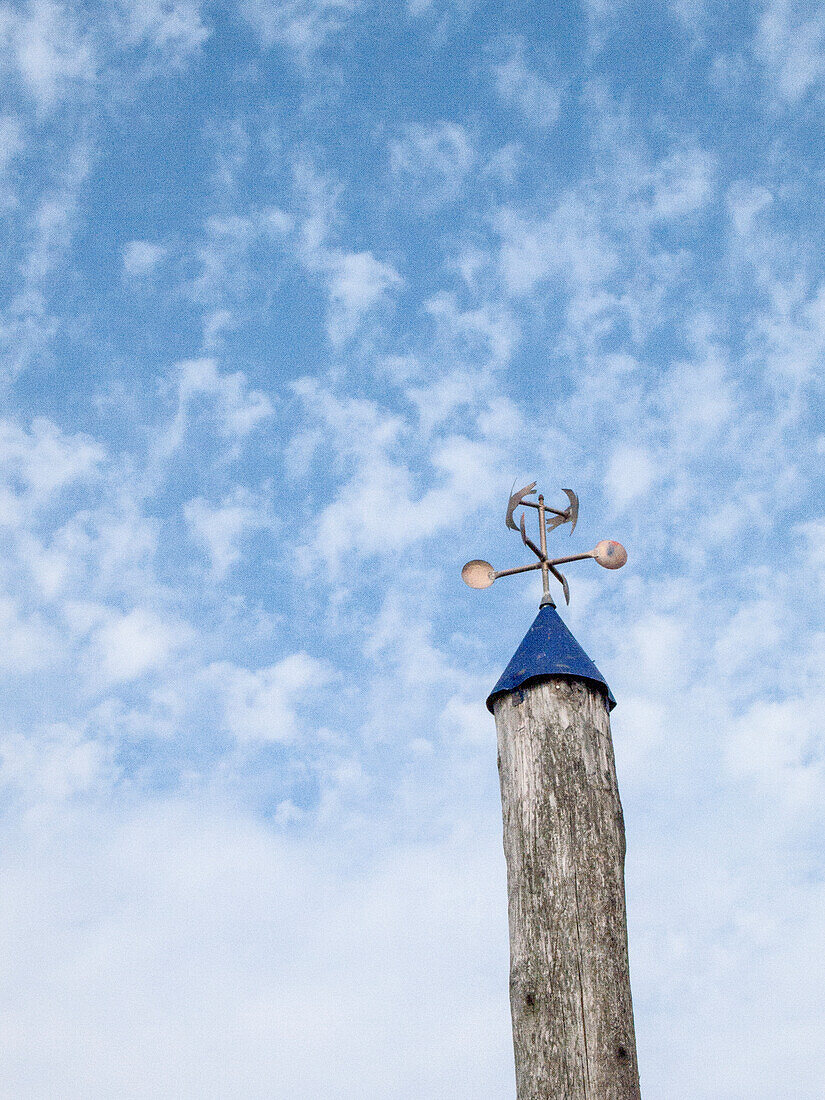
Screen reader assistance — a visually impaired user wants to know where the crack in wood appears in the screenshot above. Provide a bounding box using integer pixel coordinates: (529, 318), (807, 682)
(569, 804), (593, 1100)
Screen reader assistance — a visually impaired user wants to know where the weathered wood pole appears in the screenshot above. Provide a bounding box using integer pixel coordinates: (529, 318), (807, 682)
(487, 603), (641, 1099)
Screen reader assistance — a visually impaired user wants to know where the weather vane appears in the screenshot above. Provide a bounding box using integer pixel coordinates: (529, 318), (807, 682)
(461, 481), (627, 606)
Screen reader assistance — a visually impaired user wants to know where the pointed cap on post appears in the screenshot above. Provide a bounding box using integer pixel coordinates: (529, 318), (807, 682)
(486, 604), (616, 713)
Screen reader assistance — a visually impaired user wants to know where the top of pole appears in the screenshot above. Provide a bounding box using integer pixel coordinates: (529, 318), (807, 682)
(485, 603), (616, 713)
(461, 478), (626, 712)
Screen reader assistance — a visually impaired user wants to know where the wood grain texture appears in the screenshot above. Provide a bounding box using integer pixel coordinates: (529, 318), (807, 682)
(493, 678), (641, 1100)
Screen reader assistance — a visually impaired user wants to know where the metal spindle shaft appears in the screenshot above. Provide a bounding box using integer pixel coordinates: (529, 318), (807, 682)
(538, 495), (550, 599)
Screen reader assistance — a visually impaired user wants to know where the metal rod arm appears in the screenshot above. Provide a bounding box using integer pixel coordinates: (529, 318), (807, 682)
(520, 500), (566, 517)
(546, 551), (594, 567)
(493, 561), (544, 579)
(523, 532), (545, 559)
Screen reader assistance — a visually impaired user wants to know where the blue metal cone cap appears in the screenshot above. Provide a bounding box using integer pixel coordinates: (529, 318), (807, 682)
(486, 604), (616, 713)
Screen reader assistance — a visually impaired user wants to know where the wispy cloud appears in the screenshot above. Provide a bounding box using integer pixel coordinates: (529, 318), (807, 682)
(184, 486), (275, 580)
(289, 159), (403, 344)
(390, 121), (475, 206)
(756, 0), (825, 103)
(237, 0), (355, 64)
(493, 38), (560, 130)
(0, 0), (96, 111)
(153, 357), (274, 467)
(113, 0), (210, 64)
(123, 239), (167, 277)
(0, 141), (90, 377)
(210, 652), (330, 741)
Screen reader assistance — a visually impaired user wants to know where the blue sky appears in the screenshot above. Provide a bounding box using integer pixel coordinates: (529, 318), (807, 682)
(1, 0), (824, 1095)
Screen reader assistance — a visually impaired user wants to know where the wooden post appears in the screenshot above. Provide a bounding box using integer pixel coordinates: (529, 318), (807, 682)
(464, 480), (637, 1094)
(490, 628), (641, 1098)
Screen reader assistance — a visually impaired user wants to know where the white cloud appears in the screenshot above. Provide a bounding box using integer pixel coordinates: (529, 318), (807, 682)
(41, 504), (160, 603)
(237, 0), (355, 63)
(325, 249), (403, 344)
(404, 0), (473, 17)
(726, 694), (824, 812)
(496, 196), (617, 300)
(756, 0), (825, 103)
(122, 239), (166, 276)
(192, 214), (255, 309)
(604, 444), (656, 511)
(0, 416), (104, 507)
(712, 600), (782, 677)
(424, 292), (519, 366)
(291, 380), (512, 572)
(667, 0), (706, 34)
(628, 821), (825, 1099)
(0, 0), (95, 110)
(757, 279), (825, 380)
(184, 488), (274, 580)
(156, 358), (274, 463)
(0, 597), (59, 671)
(493, 39), (560, 130)
(727, 181), (773, 238)
(796, 516), (825, 577)
(189, 201), (292, 343)
(405, 371), (482, 435)
(484, 141), (521, 185)
(626, 611), (688, 695)
(656, 339), (734, 456)
(0, 114), (23, 208)
(648, 147), (715, 219)
(114, 0), (209, 63)
(289, 161), (403, 344)
(582, 0), (708, 50)
(608, 695), (668, 775)
(202, 307), (236, 347)
(438, 695), (490, 746)
(91, 608), (191, 684)
(0, 722), (110, 805)
(211, 652), (329, 742)
(389, 121), (475, 205)
(21, 183), (82, 291)
(724, 181), (825, 383)
(0, 801), (512, 1097)
(1, 142), (90, 377)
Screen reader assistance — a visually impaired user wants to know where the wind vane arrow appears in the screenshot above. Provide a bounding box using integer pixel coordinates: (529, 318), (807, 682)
(462, 482), (626, 606)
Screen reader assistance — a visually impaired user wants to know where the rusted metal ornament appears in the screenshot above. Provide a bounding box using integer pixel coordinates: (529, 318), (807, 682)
(592, 540), (627, 569)
(506, 481), (537, 530)
(464, 481), (626, 605)
(462, 559), (496, 589)
(560, 488), (579, 534)
(548, 563), (570, 604)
